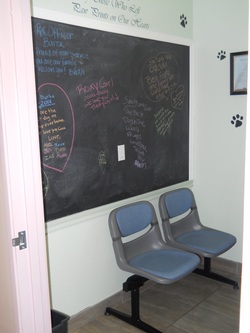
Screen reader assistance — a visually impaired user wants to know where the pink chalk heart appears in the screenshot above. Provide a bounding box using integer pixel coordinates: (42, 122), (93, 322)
(142, 52), (179, 102)
(37, 83), (75, 173)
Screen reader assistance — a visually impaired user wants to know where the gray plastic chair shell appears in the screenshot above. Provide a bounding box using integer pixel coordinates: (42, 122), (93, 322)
(109, 200), (200, 285)
(159, 188), (237, 258)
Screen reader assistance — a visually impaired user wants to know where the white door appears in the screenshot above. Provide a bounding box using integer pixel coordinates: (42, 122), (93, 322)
(0, 0), (51, 332)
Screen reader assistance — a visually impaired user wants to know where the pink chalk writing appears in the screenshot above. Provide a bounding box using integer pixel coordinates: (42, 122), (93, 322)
(76, 77), (119, 110)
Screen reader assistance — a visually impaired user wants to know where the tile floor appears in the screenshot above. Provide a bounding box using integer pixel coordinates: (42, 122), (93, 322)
(71, 270), (240, 333)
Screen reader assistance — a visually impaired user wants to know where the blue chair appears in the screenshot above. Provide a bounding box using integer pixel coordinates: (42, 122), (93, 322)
(159, 188), (239, 289)
(105, 201), (200, 333)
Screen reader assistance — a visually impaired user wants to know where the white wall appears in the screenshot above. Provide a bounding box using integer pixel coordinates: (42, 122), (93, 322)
(32, 0), (193, 38)
(32, 0), (194, 316)
(31, 0), (248, 316)
(193, 0), (248, 262)
(240, 6), (250, 330)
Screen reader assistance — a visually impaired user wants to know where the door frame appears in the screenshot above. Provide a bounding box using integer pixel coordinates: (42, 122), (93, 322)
(0, 0), (51, 332)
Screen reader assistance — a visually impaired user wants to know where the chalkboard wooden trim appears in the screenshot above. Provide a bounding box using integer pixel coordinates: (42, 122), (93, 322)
(189, 44), (195, 181)
(45, 180), (194, 234)
(32, 7), (194, 48)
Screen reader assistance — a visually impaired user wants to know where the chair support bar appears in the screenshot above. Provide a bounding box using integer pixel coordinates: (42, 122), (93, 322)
(105, 275), (163, 333)
(193, 257), (239, 289)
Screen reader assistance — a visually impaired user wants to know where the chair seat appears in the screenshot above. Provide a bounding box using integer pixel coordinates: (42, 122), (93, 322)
(176, 230), (236, 255)
(129, 249), (200, 281)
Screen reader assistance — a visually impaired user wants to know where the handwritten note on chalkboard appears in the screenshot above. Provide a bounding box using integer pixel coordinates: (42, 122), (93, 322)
(32, 17), (190, 222)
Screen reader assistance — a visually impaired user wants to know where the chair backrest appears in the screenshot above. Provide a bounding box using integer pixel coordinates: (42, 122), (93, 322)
(163, 188), (194, 218)
(159, 188), (203, 241)
(109, 201), (168, 272)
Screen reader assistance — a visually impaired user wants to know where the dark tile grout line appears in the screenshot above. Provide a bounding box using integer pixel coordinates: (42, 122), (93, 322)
(170, 279), (240, 333)
(171, 282), (224, 329)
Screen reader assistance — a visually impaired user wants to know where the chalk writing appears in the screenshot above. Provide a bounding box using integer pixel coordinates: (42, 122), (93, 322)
(33, 22), (74, 49)
(33, 22), (89, 78)
(171, 85), (185, 110)
(38, 94), (55, 109)
(32, 17), (190, 221)
(42, 169), (49, 197)
(98, 150), (108, 174)
(38, 83), (75, 173)
(142, 52), (179, 102)
(76, 77), (114, 94)
(77, 77), (119, 110)
(35, 48), (88, 77)
(154, 108), (175, 136)
(122, 96), (151, 169)
(84, 93), (119, 110)
(123, 117), (145, 127)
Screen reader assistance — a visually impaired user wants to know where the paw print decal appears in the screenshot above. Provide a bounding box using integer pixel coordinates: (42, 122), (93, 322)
(217, 50), (226, 60)
(180, 14), (187, 28)
(231, 114), (243, 128)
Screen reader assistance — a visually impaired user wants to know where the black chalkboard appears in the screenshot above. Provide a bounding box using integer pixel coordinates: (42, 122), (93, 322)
(32, 17), (190, 222)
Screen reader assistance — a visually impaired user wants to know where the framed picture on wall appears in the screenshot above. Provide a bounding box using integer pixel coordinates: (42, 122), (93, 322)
(230, 51), (248, 95)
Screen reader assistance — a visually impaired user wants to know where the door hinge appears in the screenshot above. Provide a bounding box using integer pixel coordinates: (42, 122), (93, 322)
(12, 231), (27, 250)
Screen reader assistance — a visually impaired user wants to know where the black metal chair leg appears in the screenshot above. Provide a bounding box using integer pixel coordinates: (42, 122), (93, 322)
(193, 257), (239, 289)
(105, 275), (162, 333)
